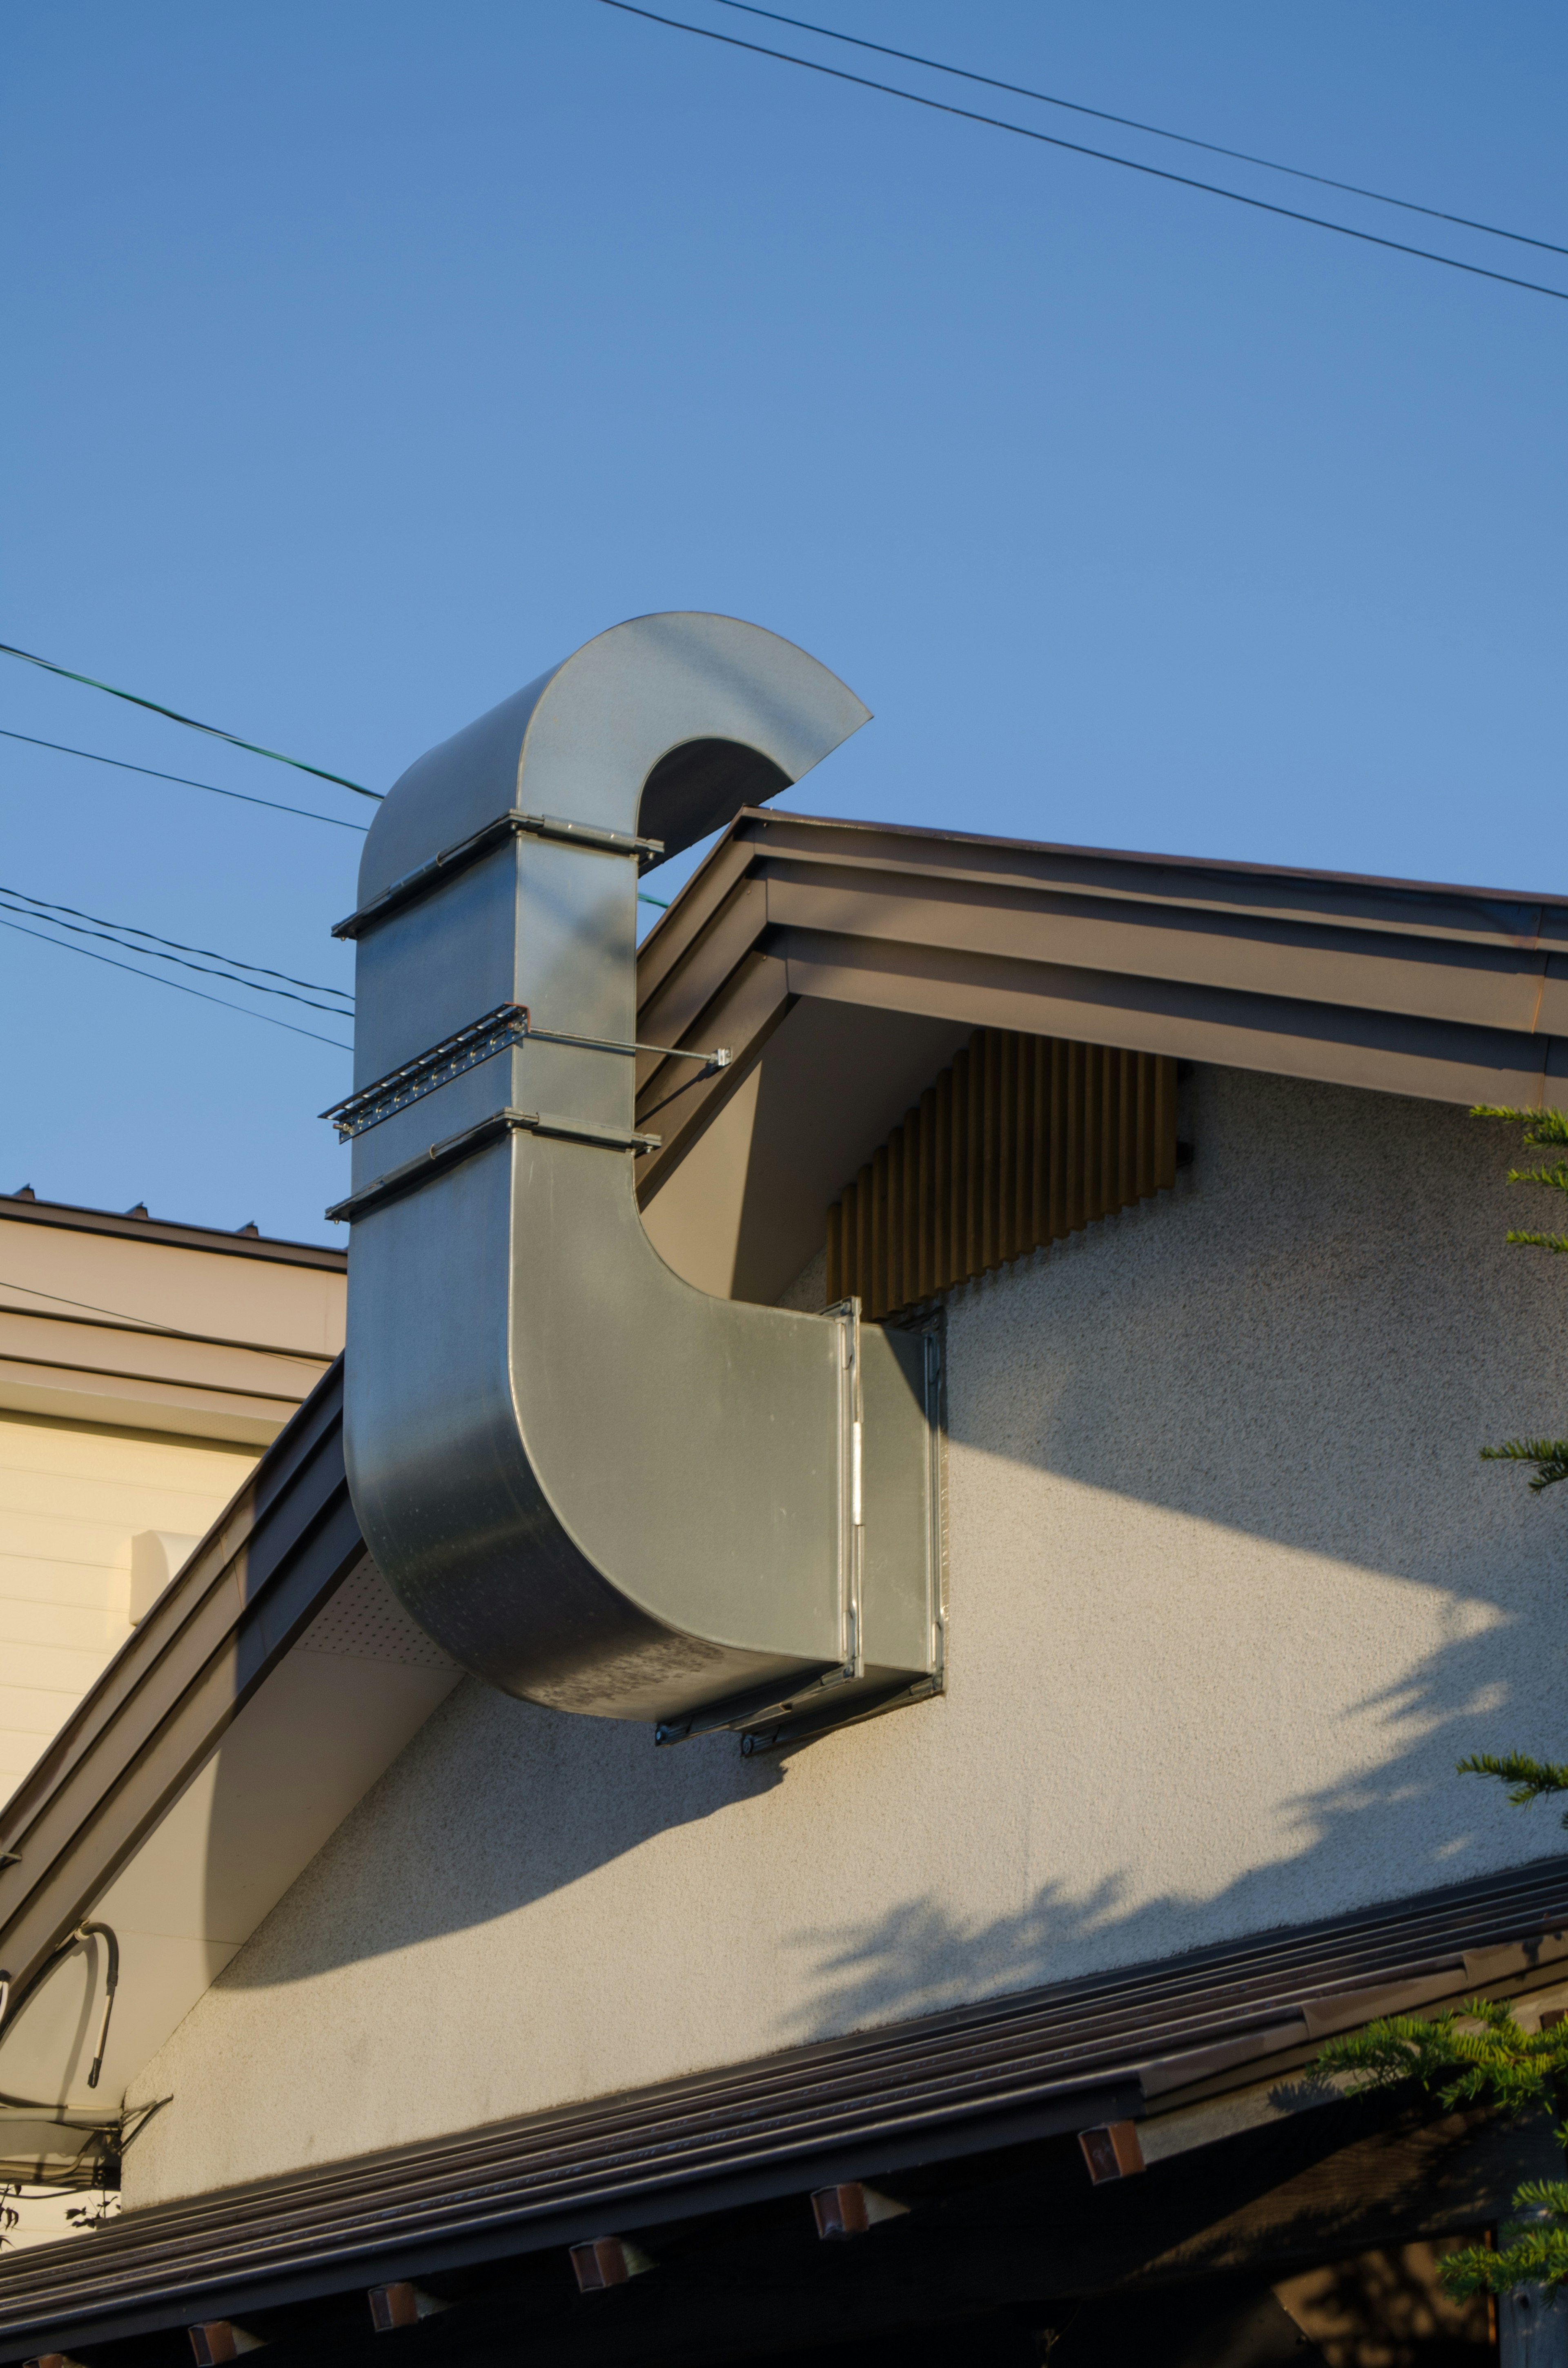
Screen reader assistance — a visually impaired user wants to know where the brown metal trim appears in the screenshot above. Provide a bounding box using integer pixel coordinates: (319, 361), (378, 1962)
(631, 811), (1568, 1196)
(0, 1197), (347, 1271)
(777, 930), (1556, 1107)
(0, 1363), (362, 2006)
(761, 862), (1567, 1036)
(2, 1850), (1567, 2354)
(712, 809), (1568, 934)
(634, 952), (796, 1203)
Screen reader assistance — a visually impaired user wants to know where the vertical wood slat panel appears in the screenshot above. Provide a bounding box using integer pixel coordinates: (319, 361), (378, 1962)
(825, 1030), (1179, 1318)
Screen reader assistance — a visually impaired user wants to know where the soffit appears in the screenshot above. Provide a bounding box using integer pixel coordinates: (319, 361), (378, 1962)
(633, 813), (1568, 1298)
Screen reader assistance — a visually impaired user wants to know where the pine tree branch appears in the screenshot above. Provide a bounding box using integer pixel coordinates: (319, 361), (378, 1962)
(1443, 2202), (1568, 2300)
(1474, 1104), (1568, 1148)
(1507, 1161), (1568, 1195)
(1457, 1751), (1568, 1812)
(1321, 1997), (1564, 2104)
(1506, 1230), (1568, 1255)
(1479, 1439), (1568, 1491)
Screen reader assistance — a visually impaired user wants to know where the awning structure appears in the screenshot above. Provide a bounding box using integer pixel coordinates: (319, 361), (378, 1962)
(0, 1851), (1565, 2357)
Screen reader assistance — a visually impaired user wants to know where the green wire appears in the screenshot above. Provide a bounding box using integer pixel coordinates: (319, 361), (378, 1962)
(0, 641), (380, 801)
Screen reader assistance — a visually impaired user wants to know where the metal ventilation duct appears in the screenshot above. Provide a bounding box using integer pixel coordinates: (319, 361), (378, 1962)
(332, 615), (943, 1740)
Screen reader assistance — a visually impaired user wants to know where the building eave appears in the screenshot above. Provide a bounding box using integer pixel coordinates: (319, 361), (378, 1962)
(634, 812), (1568, 1219)
(2, 1849), (1566, 2356)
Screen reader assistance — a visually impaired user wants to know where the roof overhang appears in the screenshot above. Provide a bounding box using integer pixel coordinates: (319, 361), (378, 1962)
(2, 1850), (1566, 2356)
(0, 1367), (457, 2162)
(634, 814), (1568, 1301)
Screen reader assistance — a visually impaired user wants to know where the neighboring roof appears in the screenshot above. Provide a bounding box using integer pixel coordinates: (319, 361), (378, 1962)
(0, 1194), (346, 1445)
(2, 1848), (1566, 2355)
(0, 1193), (345, 1271)
(634, 813), (1568, 1221)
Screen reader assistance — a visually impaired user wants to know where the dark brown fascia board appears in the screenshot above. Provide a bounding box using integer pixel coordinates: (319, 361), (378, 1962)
(762, 861), (1568, 1036)
(0, 1363), (362, 2005)
(3, 1850), (1567, 2356)
(634, 811), (1568, 1182)
(686, 810), (1568, 948)
(0, 1193), (347, 1270)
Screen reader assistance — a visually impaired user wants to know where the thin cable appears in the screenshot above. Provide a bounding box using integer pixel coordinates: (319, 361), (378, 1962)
(599, 2), (1568, 305)
(0, 883), (352, 1003)
(0, 897), (351, 1016)
(638, 891), (669, 908)
(0, 1275), (333, 1362)
(714, 0), (1568, 263)
(0, 913), (351, 1050)
(0, 643), (380, 801)
(0, 728), (368, 832)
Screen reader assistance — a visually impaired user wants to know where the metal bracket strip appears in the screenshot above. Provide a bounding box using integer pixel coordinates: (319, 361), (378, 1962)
(322, 1004), (533, 1139)
(326, 1106), (663, 1226)
(332, 808), (666, 941)
(321, 1003), (731, 1142)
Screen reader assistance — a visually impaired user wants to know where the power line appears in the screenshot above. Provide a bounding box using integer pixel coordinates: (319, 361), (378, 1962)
(0, 642), (381, 801)
(0, 1273), (334, 1361)
(0, 912), (350, 1049)
(0, 883), (352, 1004)
(714, 0), (1568, 263)
(0, 728), (368, 832)
(0, 891), (352, 1017)
(599, 0), (1568, 305)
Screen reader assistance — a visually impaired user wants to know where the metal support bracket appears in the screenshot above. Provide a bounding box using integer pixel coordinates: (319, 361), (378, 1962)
(333, 807), (666, 942)
(326, 1106), (662, 1226)
(322, 1004), (731, 1142)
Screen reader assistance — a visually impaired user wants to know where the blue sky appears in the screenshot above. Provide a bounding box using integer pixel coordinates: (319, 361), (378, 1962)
(3, 1), (1564, 1241)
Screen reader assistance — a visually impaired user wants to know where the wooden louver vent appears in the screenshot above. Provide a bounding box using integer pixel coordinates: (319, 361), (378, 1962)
(825, 1029), (1178, 1322)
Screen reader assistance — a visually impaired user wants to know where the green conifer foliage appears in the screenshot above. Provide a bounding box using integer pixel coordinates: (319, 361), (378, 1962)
(1316, 1106), (1568, 2304)
(1318, 2002), (1568, 2302)
(1472, 1106), (1568, 1489)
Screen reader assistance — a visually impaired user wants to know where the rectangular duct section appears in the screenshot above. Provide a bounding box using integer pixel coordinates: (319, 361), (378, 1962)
(826, 1030), (1179, 1320)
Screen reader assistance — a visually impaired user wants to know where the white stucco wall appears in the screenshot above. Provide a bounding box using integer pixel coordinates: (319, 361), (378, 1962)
(125, 1066), (1568, 2204)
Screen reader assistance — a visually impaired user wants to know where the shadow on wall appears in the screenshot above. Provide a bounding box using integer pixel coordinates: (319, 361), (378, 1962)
(770, 1070), (1568, 2034)
(216, 1069), (1568, 2029)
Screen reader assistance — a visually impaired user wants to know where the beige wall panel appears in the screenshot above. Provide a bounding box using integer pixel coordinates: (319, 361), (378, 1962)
(0, 1414), (259, 1794)
(125, 1071), (1568, 2207)
(0, 1597), (129, 1653)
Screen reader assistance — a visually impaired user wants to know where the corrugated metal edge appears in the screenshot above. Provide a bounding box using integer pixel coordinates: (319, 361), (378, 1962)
(4, 1851), (1567, 2353)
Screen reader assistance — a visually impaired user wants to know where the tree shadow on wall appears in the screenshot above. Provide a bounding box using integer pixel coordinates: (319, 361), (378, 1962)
(776, 1599), (1568, 2044)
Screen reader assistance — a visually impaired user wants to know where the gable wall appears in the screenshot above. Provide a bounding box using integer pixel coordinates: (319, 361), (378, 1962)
(122, 1066), (1568, 2204)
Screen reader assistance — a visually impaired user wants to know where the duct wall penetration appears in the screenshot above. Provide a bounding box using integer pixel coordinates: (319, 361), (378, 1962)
(338, 615), (944, 1729)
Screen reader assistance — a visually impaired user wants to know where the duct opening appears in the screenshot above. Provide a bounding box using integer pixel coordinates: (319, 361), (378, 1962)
(639, 737), (792, 861)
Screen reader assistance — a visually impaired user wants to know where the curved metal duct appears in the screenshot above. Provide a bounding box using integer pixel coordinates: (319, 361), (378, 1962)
(332, 614), (942, 1739)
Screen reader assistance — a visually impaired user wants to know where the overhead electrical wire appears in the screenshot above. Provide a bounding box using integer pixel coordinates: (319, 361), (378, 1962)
(0, 911), (351, 1049)
(0, 1273), (334, 1362)
(598, 0), (1568, 304)
(0, 901), (352, 1017)
(0, 728), (368, 832)
(0, 642), (381, 801)
(0, 883), (352, 1007)
(713, 0), (1568, 263)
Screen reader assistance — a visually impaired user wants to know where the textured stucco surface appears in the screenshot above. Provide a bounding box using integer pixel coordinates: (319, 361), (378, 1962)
(126, 1068), (1568, 2203)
